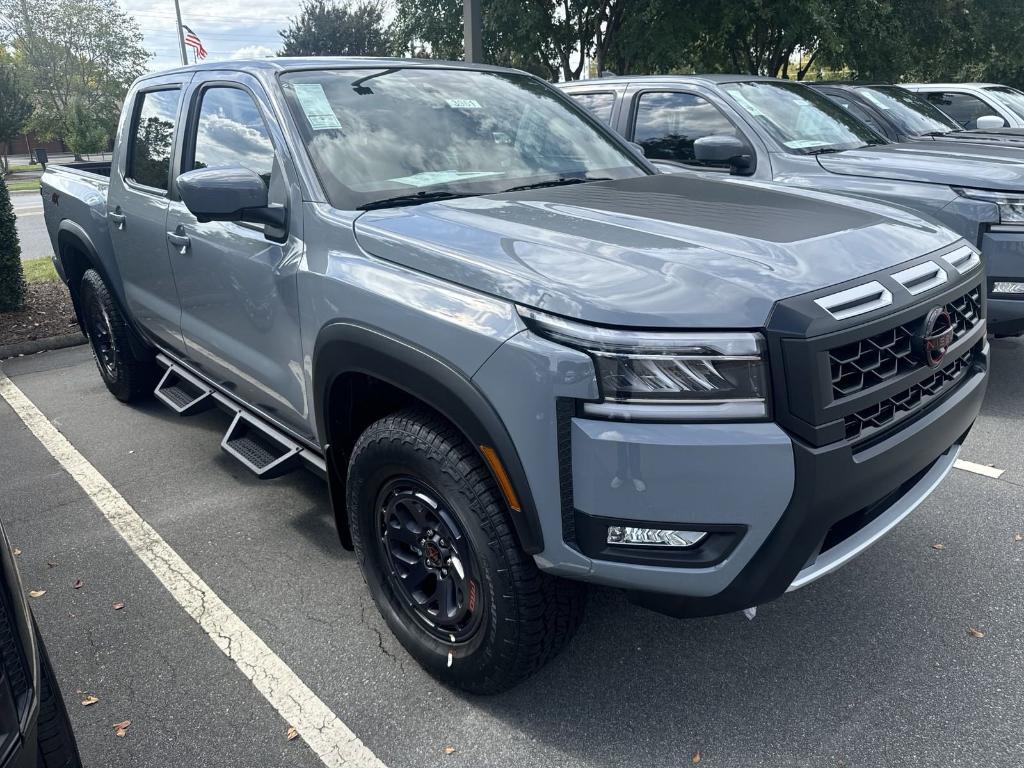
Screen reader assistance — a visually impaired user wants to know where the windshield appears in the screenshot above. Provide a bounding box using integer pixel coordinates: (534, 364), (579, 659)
(721, 80), (885, 153)
(279, 68), (645, 209)
(853, 85), (961, 135)
(985, 86), (1024, 121)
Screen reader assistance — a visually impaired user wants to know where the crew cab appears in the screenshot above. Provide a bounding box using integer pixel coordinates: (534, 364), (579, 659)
(903, 83), (1024, 129)
(808, 82), (1024, 147)
(43, 59), (987, 693)
(562, 74), (1024, 335)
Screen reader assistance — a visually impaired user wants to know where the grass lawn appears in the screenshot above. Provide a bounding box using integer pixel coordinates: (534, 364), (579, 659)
(6, 179), (40, 192)
(5, 164), (38, 174)
(22, 257), (59, 285)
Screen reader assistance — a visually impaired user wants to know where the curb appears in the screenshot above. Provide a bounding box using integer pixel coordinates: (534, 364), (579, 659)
(0, 333), (87, 361)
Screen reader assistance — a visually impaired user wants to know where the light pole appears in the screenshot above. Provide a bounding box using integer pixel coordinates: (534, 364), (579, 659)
(463, 0), (482, 63)
(172, 0), (188, 66)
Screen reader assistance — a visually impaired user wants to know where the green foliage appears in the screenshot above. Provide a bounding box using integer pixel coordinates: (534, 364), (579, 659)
(0, 177), (26, 312)
(22, 257), (58, 285)
(0, 0), (149, 158)
(280, 0), (395, 56)
(0, 58), (33, 174)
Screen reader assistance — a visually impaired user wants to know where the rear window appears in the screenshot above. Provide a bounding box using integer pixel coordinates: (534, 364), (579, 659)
(570, 92), (616, 125)
(127, 89), (181, 191)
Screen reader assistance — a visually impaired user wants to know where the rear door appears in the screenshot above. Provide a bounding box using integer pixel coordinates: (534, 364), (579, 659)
(107, 74), (191, 350)
(164, 72), (310, 439)
(919, 89), (1009, 129)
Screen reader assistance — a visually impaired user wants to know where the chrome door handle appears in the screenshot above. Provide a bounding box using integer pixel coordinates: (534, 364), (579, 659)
(109, 212), (126, 230)
(166, 231), (191, 254)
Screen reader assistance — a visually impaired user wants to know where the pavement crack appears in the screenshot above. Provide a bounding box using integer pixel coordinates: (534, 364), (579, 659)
(359, 602), (405, 671)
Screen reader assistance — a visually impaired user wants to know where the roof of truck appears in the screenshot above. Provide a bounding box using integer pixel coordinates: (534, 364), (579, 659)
(559, 73), (793, 88)
(143, 56), (517, 79)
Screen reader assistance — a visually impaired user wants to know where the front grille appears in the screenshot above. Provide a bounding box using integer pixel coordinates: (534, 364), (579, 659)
(829, 287), (982, 401)
(843, 349), (973, 442)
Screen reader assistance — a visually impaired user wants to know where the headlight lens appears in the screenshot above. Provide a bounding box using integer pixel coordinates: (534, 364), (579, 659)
(518, 307), (769, 419)
(954, 187), (1024, 223)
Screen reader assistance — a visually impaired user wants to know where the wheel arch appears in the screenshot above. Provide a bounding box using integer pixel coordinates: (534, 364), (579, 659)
(313, 322), (544, 555)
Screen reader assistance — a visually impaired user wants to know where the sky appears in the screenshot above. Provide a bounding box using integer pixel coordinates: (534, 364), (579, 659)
(123, 0), (296, 71)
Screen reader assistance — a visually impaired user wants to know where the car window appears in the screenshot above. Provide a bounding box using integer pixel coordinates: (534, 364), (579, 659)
(570, 92), (616, 125)
(127, 88), (181, 191)
(921, 91), (1003, 129)
(853, 86), (960, 135)
(984, 86), (1024, 122)
(823, 93), (892, 139)
(632, 91), (741, 167)
(190, 87), (276, 185)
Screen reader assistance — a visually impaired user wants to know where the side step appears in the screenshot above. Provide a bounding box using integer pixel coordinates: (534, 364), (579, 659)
(221, 411), (302, 479)
(154, 365), (214, 416)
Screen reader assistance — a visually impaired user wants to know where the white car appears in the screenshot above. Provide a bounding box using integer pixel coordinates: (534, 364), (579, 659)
(904, 82), (1024, 130)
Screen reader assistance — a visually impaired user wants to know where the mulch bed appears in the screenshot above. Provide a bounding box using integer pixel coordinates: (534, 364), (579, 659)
(0, 282), (81, 347)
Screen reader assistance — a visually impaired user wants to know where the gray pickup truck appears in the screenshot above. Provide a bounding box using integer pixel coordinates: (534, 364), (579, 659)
(561, 75), (1024, 335)
(43, 58), (987, 693)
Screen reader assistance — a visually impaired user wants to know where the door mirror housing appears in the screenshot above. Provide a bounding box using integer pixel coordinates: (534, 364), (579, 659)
(976, 114), (1007, 130)
(176, 166), (287, 232)
(693, 135), (755, 175)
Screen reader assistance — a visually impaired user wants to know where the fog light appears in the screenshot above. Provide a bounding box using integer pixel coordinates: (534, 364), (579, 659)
(992, 281), (1024, 295)
(607, 526), (707, 547)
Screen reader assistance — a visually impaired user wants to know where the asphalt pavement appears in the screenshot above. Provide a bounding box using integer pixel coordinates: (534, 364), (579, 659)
(10, 190), (51, 261)
(0, 341), (1022, 768)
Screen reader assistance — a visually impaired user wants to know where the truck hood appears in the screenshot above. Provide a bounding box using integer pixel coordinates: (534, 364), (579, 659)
(816, 142), (1024, 191)
(354, 174), (959, 328)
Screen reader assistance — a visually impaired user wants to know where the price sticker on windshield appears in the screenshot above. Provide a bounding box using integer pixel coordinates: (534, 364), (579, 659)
(446, 98), (482, 109)
(294, 84), (343, 131)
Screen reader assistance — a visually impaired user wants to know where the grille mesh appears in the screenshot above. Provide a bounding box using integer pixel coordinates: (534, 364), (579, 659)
(829, 287), (981, 401)
(843, 351), (973, 442)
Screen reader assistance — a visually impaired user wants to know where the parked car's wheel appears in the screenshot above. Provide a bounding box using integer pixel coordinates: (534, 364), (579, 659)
(35, 627), (83, 768)
(347, 408), (584, 694)
(79, 269), (156, 402)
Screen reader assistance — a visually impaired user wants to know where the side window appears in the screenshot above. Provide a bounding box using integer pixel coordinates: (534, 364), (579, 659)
(923, 91), (1001, 129)
(570, 92), (616, 125)
(633, 91), (740, 167)
(128, 89), (181, 191)
(190, 87), (276, 185)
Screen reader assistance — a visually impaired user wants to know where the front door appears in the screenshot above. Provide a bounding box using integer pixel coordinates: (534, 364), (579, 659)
(164, 74), (310, 438)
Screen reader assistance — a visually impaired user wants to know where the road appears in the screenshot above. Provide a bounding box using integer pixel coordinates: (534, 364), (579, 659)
(0, 341), (1022, 768)
(10, 191), (51, 262)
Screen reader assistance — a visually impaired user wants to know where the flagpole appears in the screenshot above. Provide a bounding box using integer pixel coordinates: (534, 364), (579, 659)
(172, 0), (188, 66)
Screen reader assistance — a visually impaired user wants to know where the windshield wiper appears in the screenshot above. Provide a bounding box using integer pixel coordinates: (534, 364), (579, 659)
(357, 190), (474, 211)
(499, 177), (611, 194)
(804, 147), (847, 155)
(919, 130), (953, 137)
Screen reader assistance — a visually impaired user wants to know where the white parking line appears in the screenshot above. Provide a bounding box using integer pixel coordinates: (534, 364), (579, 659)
(0, 372), (386, 768)
(954, 459), (1005, 479)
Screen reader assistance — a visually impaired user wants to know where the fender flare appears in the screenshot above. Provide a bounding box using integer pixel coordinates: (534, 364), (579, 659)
(313, 322), (544, 554)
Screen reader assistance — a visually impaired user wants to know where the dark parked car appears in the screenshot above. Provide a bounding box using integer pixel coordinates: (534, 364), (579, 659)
(807, 82), (1024, 147)
(562, 74), (1024, 335)
(0, 518), (80, 767)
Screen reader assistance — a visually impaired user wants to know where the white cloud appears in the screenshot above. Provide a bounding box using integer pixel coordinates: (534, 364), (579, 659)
(231, 44), (277, 59)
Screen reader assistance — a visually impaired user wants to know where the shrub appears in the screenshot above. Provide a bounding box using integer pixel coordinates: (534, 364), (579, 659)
(0, 176), (26, 311)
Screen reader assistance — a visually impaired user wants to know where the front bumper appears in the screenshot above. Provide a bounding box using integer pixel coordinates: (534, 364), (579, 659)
(981, 230), (1024, 334)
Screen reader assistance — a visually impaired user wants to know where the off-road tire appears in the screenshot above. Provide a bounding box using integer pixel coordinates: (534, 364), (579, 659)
(36, 628), (82, 768)
(347, 408), (585, 694)
(79, 269), (156, 402)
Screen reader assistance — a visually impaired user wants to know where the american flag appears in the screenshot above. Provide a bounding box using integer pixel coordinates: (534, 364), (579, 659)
(182, 25), (208, 60)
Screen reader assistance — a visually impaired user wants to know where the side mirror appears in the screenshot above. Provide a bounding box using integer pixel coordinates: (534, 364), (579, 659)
(976, 114), (1007, 130)
(693, 135), (755, 175)
(176, 166), (287, 231)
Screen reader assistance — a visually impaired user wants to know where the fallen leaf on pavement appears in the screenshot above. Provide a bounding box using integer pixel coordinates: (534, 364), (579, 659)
(81, 695), (99, 706)
(692, 751), (702, 764)
(47, 562), (57, 568)
(443, 746), (456, 755)
(28, 590), (45, 598)
(12, 548), (21, 556)
(968, 627), (986, 639)
(113, 720), (131, 737)
(286, 726), (298, 741)
(112, 601), (125, 610)
(1015, 533), (1023, 542)
(72, 579), (83, 589)
(931, 543), (945, 550)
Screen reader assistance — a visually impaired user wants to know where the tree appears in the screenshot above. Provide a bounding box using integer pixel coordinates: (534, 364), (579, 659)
(0, 177), (25, 312)
(0, 59), (32, 173)
(0, 0), (149, 159)
(280, 0), (395, 56)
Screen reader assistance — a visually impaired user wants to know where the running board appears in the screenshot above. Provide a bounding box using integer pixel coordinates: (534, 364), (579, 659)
(154, 365), (214, 416)
(221, 411), (302, 479)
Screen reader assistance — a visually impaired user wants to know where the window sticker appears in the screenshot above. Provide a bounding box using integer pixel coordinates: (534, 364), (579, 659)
(783, 139), (829, 149)
(446, 98), (482, 109)
(390, 170), (500, 187)
(294, 84), (342, 130)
